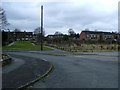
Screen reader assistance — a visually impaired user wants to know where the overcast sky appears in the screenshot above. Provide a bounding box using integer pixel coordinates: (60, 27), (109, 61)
(1, 0), (119, 35)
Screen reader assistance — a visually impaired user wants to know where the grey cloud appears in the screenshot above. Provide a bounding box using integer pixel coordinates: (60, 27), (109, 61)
(2, 1), (118, 34)
(44, 2), (117, 30)
(3, 2), (40, 20)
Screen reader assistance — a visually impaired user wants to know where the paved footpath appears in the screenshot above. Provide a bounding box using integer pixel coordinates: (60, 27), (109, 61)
(2, 54), (51, 89)
(8, 42), (15, 46)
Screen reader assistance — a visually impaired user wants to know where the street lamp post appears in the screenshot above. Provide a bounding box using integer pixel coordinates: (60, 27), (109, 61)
(40, 5), (43, 51)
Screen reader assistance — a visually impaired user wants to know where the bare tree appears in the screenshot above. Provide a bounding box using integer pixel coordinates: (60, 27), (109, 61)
(34, 27), (45, 43)
(14, 28), (21, 32)
(34, 27), (45, 36)
(0, 7), (10, 30)
(54, 31), (63, 35)
(68, 28), (76, 35)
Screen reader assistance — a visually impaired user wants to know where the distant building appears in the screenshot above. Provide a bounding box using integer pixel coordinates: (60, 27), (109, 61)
(47, 34), (64, 39)
(47, 31), (64, 39)
(46, 33), (65, 44)
(14, 32), (33, 41)
(2, 30), (33, 45)
(80, 30), (119, 43)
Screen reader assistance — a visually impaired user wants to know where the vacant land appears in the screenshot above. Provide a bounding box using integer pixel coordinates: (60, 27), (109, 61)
(3, 41), (52, 51)
(48, 43), (119, 52)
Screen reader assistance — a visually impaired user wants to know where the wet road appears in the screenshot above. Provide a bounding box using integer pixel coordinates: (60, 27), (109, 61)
(4, 51), (118, 88)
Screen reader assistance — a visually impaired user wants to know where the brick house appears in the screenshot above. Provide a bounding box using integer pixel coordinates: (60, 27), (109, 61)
(80, 31), (116, 42)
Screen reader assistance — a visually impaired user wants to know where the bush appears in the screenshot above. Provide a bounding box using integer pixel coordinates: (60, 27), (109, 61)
(2, 58), (12, 67)
(2, 54), (12, 67)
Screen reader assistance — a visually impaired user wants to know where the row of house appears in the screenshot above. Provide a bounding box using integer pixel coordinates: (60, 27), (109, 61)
(2, 31), (33, 45)
(47, 30), (120, 43)
(2, 31), (33, 41)
(2, 30), (120, 45)
(80, 31), (120, 42)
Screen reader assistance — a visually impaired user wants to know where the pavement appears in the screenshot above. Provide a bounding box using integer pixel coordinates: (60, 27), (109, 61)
(3, 50), (119, 89)
(8, 42), (15, 46)
(28, 47), (119, 57)
(73, 51), (119, 57)
(2, 53), (52, 89)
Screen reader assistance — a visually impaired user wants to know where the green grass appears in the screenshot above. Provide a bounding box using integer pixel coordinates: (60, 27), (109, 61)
(3, 41), (53, 51)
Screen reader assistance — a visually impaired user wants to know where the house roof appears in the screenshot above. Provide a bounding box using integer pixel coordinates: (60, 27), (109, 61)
(47, 34), (64, 37)
(2, 31), (33, 35)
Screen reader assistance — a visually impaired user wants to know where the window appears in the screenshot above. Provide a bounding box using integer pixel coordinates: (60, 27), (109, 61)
(87, 35), (89, 38)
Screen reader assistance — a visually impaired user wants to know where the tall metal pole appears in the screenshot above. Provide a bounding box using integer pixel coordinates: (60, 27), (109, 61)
(41, 5), (43, 51)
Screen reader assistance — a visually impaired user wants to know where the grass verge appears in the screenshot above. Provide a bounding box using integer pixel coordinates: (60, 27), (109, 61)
(3, 41), (53, 51)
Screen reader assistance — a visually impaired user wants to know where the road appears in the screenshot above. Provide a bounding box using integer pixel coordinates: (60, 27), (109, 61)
(3, 51), (118, 88)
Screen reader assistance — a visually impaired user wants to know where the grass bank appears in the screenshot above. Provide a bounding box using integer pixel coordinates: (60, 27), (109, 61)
(3, 41), (52, 51)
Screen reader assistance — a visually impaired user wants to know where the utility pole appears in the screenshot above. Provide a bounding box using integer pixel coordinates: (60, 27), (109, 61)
(40, 5), (43, 51)
(7, 29), (10, 43)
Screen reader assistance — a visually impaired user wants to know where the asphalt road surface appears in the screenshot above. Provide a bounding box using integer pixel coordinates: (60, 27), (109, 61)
(4, 51), (118, 88)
